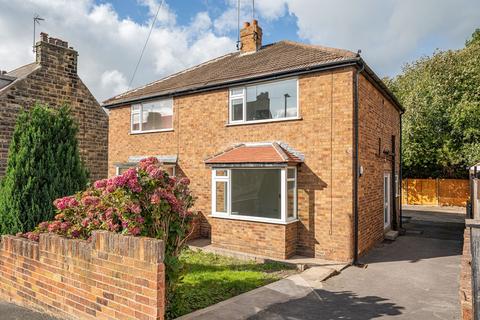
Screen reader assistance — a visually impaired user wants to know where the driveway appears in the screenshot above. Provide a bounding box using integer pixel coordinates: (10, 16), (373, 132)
(250, 208), (464, 319)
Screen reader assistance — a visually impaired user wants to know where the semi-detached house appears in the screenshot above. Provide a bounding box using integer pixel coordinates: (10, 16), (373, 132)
(104, 20), (403, 262)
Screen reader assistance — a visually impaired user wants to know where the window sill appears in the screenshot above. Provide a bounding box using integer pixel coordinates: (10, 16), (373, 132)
(209, 214), (298, 225)
(226, 117), (302, 127)
(130, 129), (174, 135)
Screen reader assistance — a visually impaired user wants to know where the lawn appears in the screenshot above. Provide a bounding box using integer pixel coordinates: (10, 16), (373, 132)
(168, 249), (297, 318)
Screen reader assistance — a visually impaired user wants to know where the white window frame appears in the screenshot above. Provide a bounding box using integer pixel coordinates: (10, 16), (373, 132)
(287, 167), (297, 219)
(131, 98), (173, 134)
(395, 174), (399, 197)
(211, 167), (298, 224)
(228, 78), (300, 125)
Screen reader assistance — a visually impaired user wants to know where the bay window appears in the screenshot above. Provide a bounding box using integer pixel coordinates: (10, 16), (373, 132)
(211, 167), (297, 223)
(131, 98), (173, 133)
(229, 78), (298, 124)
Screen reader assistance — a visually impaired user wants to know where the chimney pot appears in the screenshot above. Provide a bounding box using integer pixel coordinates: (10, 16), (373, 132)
(40, 32), (49, 42)
(240, 20), (263, 53)
(35, 33), (77, 73)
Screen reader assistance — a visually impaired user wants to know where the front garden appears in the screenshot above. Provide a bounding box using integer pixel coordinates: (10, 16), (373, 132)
(170, 249), (296, 318)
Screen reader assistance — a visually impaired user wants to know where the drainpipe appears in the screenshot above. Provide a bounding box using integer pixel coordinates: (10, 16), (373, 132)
(353, 57), (364, 265)
(399, 111), (404, 231)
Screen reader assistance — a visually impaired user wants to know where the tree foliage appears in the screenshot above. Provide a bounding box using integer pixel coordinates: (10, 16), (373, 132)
(386, 29), (480, 178)
(0, 104), (88, 235)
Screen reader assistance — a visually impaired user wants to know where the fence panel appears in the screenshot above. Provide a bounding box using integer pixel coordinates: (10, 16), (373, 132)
(439, 179), (470, 207)
(402, 178), (469, 207)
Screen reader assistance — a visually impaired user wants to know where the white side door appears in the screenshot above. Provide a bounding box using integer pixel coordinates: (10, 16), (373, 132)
(384, 173), (391, 229)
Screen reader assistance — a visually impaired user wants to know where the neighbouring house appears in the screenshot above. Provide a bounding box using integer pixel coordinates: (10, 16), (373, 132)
(0, 33), (108, 181)
(104, 20), (403, 262)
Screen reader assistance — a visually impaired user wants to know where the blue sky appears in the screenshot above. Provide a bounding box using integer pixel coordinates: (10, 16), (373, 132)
(102, 0), (301, 44)
(1, 0), (479, 101)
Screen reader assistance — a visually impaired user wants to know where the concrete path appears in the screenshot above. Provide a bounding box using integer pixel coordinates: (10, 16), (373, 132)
(182, 207), (464, 320)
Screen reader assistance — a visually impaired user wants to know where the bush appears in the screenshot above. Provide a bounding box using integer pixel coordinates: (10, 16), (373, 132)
(0, 104), (88, 235)
(19, 157), (197, 309)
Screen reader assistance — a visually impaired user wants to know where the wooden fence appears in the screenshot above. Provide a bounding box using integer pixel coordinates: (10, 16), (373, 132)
(402, 178), (469, 207)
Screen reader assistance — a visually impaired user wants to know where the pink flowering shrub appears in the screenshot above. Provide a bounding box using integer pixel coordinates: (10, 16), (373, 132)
(19, 157), (197, 298)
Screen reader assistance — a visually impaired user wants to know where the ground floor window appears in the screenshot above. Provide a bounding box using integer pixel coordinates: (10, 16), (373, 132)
(211, 167), (297, 223)
(115, 164), (176, 176)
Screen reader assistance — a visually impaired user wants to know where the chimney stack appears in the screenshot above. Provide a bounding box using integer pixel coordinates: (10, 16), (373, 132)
(240, 19), (262, 53)
(35, 32), (78, 74)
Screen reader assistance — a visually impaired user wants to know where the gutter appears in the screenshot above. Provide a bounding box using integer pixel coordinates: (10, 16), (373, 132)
(353, 58), (365, 265)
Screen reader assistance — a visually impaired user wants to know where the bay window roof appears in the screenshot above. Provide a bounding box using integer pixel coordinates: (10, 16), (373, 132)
(205, 142), (303, 166)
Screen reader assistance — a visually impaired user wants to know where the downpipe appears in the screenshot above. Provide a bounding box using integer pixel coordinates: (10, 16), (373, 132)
(353, 57), (365, 265)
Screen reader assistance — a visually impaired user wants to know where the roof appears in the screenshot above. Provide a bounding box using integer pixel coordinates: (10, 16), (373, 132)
(0, 63), (40, 93)
(103, 41), (358, 107)
(205, 142), (303, 166)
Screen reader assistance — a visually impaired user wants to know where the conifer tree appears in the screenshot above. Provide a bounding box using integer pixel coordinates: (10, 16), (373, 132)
(0, 104), (88, 234)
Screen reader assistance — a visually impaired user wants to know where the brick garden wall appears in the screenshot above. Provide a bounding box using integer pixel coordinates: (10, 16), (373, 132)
(460, 229), (472, 320)
(0, 34), (108, 182)
(0, 231), (165, 320)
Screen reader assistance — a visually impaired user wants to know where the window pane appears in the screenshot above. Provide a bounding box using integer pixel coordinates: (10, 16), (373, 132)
(246, 79), (297, 121)
(215, 170), (228, 176)
(231, 88), (243, 96)
(287, 180), (295, 218)
(132, 113), (140, 131)
(215, 181), (228, 213)
(287, 168), (296, 179)
(142, 99), (173, 131)
(118, 166), (134, 175)
(164, 166), (175, 176)
(231, 98), (243, 121)
(231, 169), (281, 219)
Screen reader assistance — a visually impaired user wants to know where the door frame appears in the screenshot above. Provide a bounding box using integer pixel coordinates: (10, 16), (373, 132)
(384, 172), (391, 229)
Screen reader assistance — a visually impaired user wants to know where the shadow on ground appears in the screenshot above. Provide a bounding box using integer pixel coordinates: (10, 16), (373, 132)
(248, 289), (404, 320)
(358, 210), (464, 264)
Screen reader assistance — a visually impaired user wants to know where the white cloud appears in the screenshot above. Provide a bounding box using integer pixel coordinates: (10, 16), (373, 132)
(218, 0), (480, 76)
(0, 0), (235, 102)
(284, 0), (480, 75)
(100, 70), (128, 95)
(1, 0), (478, 103)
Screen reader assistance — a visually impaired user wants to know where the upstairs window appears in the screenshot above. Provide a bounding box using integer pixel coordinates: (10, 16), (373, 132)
(229, 78), (298, 124)
(131, 98), (173, 133)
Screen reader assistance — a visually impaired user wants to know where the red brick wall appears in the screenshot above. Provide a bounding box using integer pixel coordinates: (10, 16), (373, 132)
(460, 229), (472, 320)
(0, 231), (165, 320)
(357, 74), (401, 255)
(108, 67), (399, 262)
(211, 218), (297, 259)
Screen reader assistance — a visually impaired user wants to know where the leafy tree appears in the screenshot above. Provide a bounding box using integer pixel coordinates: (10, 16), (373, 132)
(0, 104), (88, 235)
(386, 29), (480, 178)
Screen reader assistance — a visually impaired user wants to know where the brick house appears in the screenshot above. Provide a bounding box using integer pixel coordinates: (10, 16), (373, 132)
(0, 33), (108, 181)
(104, 20), (403, 262)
